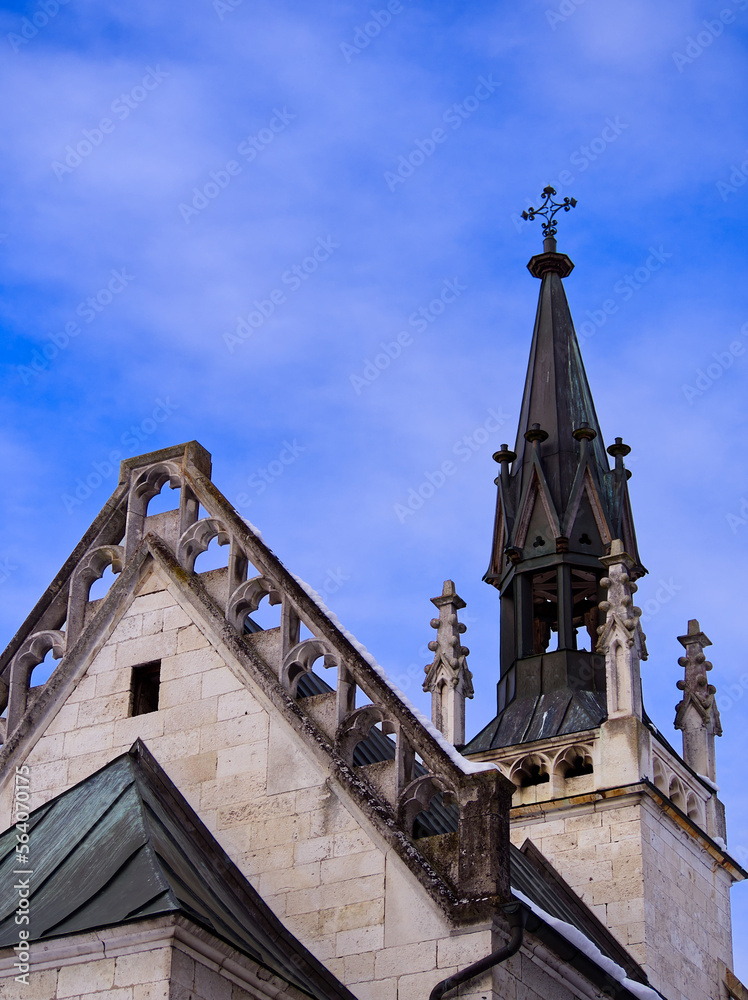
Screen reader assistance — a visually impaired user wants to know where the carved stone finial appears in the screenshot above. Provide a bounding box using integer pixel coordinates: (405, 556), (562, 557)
(675, 619), (721, 782)
(423, 580), (473, 746)
(596, 539), (647, 719)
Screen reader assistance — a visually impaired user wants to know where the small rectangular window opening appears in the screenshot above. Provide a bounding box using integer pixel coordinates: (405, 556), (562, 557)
(130, 661), (161, 717)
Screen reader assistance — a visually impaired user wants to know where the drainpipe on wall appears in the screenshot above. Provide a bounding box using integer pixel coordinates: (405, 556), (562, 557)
(429, 901), (527, 1000)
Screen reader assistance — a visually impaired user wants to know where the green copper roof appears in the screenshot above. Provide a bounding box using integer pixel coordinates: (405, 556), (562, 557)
(0, 740), (355, 1000)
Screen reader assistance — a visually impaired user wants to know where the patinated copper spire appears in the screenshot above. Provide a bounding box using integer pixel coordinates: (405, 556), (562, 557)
(466, 193), (646, 753)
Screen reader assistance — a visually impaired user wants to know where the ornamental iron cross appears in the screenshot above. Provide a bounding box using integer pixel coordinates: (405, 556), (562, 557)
(521, 186), (577, 239)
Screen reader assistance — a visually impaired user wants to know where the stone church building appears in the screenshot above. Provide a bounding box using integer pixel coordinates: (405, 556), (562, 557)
(0, 212), (745, 1000)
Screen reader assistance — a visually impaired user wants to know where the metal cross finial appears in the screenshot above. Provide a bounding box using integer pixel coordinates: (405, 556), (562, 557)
(521, 186), (577, 239)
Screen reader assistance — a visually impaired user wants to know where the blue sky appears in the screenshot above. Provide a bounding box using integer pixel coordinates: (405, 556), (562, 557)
(1, 0), (747, 975)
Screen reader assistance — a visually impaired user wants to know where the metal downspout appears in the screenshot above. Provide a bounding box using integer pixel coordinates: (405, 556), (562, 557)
(429, 902), (527, 1000)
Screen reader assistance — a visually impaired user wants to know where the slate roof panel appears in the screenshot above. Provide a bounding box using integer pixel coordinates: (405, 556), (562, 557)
(0, 742), (356, 1000)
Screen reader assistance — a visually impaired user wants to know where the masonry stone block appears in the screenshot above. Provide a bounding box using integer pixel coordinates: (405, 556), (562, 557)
(116, 631), (178, 669)
(193, 961), (232, 1000)
(266, 717), (324, 794)
(163, 604), (192, 631)
(111, 614), (144, 643)
(177, 625), (210, 654)
(63, 722), (114, 758)
(343, 951), (375, 983)
(353, 977), (396, 1000)
(320, 850), (384, 883)
(374, 940), (436, 979)
(57, 958), (115, 997)
(318, 898), (383, 935)
(383, 854), (448, 947)
(46, 702), (80, 735)
(78, 693), (131, 728)
(133, 982), (170, 1000)
(437, 930), (492, 969)
(114, 948), (171, 987)
(127, 591), (175, 614)
(335, 924), (384, 957)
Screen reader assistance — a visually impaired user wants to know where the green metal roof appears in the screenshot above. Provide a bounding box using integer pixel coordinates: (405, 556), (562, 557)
(0, 740), (355, 1000)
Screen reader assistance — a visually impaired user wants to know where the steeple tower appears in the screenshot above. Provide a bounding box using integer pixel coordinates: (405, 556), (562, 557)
(462, 195), (742, 1000)
(476, 189), (644, 749)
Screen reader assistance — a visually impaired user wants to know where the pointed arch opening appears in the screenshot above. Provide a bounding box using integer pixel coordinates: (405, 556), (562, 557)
(193, 535), (231, 574)
(88, 562), (120, 603)
(146, 483), (181, 516)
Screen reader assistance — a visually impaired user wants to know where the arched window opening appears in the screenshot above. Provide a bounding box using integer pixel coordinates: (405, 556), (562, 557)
(244, 594), (282, 632)
(571, 568), (600, 652)
(532, 571), (558, 653)
(146, 484), (180, 517)
(353, 720), (396, 767)
(193, 535), (230, 574)
(669, 777), (686, 812)
(686, 793), (703, 825)
(29, 647), (60, 691)
(558, 747), (594, 780)
(513, 754), (551, 788)
(412, 793), (459, 839)
(653, 758), (668, 794)
(88, 563), (119, 603)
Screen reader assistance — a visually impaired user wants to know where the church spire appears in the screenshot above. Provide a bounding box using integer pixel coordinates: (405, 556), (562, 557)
(470, 192), (646, 751)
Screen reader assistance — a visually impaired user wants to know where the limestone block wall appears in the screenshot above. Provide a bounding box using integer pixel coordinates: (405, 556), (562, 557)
(0, 576), (484, 1000)
(510, 793), (733, 1000)
(0, 572), (624, 1000)
(0, 939), (172, 1000)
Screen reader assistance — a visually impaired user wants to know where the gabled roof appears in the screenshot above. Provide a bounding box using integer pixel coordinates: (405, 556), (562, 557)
(0, 740), (356, 1000)
(0, 440), (513, 923)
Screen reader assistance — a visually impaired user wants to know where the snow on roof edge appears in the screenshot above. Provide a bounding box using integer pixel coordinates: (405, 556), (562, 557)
(291, 575), (495, 776)
(513, 889), (662, 1000)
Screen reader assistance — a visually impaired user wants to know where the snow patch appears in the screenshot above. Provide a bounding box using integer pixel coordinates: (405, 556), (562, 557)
(697, 773), (719, 793)
(240, 517), (264, 540)
(291, 574), (495, 776)
(513, 889), (662, 1000)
